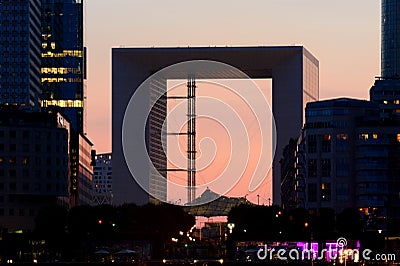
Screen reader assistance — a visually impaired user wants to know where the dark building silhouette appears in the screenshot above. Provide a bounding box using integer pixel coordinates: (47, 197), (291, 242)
(0, 108), (70, 230)
(280, 138), (298, 210)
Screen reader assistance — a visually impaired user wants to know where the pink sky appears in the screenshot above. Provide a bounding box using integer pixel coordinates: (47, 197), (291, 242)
(84, 0), (381, 203)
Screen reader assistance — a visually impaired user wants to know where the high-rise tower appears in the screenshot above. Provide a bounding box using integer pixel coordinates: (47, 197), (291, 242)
(370, 1), (400, 121)
(40, 0), (86, 133)
(0, 0), (42, 110)
(381, 0), (400, 78)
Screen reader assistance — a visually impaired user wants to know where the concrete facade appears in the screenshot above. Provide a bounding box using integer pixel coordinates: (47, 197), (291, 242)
(112, 46), (319, 206)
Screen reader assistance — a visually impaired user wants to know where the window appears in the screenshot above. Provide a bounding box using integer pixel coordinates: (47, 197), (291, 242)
(359, 133), (369, 140)
(22, 144), (29, 152)
(307, 135), (317, 153)
(308, 159), (317, 177)
(9, 169), (16, 177)
(321, 183), (331, 201)
(321, 134), (331, 152)
(9, 182), (16, 190)
(9, 130), (16, 138)
(336, 134), (349, 152)
(321, 159), (331, 177)
(336, 158), (349, 177)
(308, 183), (317, 202)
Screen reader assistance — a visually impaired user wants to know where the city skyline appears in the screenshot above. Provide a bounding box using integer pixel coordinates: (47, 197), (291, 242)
(85, 0), (381, 153)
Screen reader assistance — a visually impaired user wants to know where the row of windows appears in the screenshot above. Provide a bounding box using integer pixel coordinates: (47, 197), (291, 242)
(41, 50), (83, 58)
(93, 175), (112, 180)
(0, 156), (66, 166)
(307, 134), (349, 153)
(308, 158), (331, 177)
(0, 130), (66, 140)
(95, 184), (112, 189)
(0, 208), (35, 217)
(42, 77), (82, 83)
(94, 179), (112, 183)
(306, 109), (349, 117)
(41, 67), (81, 75)
(0, 168), (67, 179)
(0, 182), (66, 192)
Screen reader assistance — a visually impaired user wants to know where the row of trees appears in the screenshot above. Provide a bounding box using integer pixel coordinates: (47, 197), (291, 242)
(33, 203), (195, 259)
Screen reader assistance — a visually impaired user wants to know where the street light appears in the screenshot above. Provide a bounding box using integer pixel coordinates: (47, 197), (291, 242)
(227, 223), (235, 233)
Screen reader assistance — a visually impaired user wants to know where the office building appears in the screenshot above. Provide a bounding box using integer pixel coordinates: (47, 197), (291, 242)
(381, 0), (400, 78)
(355, 121), (400, 230)
(279, 98), (400, 231)
(40, 0), (86, 133)
(69, 131), (93, 207)
(93, 153), (112, 205)
(0, 0), (42, 110)
(303, 98), (381, 213)
(370, 78), (400, 121)
(280, 138), (298, 210)
(280, 135), (306, 210)
(112, 46), (319, 205)
(39, 0), (93, 207)
(370, 0), (400, 121)
(0, 108), (69, 230)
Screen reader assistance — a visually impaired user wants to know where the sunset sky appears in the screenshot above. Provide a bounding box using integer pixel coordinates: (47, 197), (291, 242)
(84, 0), (381, 203)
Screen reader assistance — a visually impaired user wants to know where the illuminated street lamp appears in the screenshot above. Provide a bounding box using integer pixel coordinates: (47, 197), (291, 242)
(227, 223), (235, 233)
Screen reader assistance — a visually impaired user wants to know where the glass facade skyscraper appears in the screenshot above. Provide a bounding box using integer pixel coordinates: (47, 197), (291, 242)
(0, 0), (42, 110)
(40, 0), (86, 133)
(381, 0), (400, 78)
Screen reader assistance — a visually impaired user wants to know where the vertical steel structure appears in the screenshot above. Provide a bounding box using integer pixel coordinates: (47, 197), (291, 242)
(187, 77), (196, 203)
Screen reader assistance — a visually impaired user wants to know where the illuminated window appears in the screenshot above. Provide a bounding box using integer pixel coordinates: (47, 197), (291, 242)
(322, 134), (331, 152)
(321, 183), (331, 201)
(51, 42), (56, 49)
(359, 133), (369, 140)
(336, 134), (348, 140)
(383, 100), (388, 104)
(395, 100), (400, 104)
(42, 43), (47, 49)
(372, 134), (378, 139)
(397, 134), (400, 142)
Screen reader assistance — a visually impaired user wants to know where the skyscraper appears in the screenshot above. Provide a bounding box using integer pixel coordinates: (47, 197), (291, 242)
(381, 0), (400, 78)
(40, 0), (86, 133)
(0, 0), (42, 110)
(370, 0), (400, 121)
